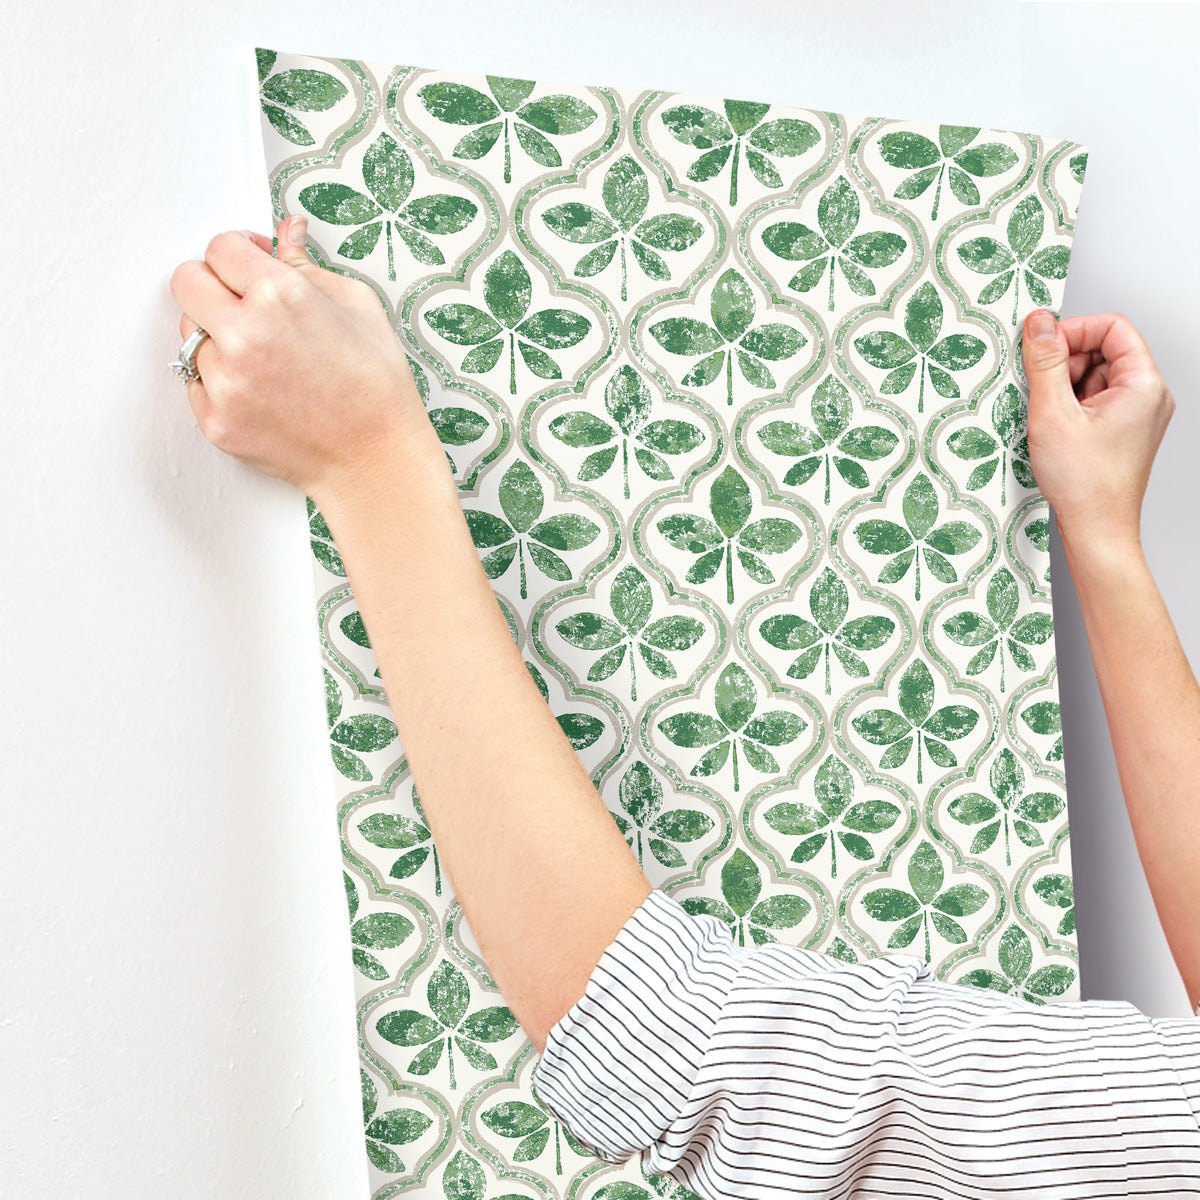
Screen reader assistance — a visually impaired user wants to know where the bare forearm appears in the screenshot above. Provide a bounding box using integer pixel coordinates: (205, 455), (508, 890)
(317, 426), (651, 1054)
(1062, 529), (1200, 1009)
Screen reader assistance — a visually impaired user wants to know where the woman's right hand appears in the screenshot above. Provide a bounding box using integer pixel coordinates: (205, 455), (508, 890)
(1020, 309), (1175, 553)
(170, 216), (436, 510)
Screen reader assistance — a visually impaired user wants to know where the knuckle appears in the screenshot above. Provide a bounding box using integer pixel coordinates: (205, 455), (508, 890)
(245, 274), (276, 307)
(218, 326), (248, 362)
(205, 230), (238, 262)
(278, 272), (308, 305)
(248, 271), (304, 309)
(170, 259), (200, 299)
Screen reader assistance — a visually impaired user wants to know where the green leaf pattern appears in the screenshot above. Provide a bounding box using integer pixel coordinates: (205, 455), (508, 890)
(649, 266), (809, 407)
(259, 49), (1085, 1192)
(955, 195), (1072, 325)
(761, 175), (907, 310)
(945, 747), (1065, 866)
(299, 131), (480, 279)
(941, 565), (1053, 693)
(546, 364), (705, 499)
(944, 382), (1036, 503)
(860, 839), (991, 961)
(754, 373), (900, 504)
(853, 281), (987, 413)
(955, 923), (1076, 1005)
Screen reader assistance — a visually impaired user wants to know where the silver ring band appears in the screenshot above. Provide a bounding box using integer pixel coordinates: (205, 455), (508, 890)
(169, 326), (211, 383)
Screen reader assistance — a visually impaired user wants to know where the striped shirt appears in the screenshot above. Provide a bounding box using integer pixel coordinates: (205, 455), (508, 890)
(533, 887), (1200, 1197)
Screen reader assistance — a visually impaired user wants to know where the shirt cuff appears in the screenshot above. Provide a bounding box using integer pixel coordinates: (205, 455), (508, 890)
(531, 887), (745, 1166)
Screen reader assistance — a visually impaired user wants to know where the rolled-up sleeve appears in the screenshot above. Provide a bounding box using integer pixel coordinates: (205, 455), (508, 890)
(532, 888), (1200, 1197)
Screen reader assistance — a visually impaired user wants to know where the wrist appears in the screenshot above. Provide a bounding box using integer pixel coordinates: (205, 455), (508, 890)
(1058, 517), (1147, 582)
(312, 418), (453, 524)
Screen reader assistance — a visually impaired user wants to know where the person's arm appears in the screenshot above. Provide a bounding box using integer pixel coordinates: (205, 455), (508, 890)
(1022, 309), (1199, 1011)
(318, 425), (653, 1053)
(169, 218), (651, 1053)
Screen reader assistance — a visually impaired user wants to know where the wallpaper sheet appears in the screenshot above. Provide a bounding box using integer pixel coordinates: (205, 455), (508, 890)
(255, 47), (1088, 1199)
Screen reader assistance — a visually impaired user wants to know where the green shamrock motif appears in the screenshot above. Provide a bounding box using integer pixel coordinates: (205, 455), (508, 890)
(1033, 871), (1076, 936)
(462, 459), (601, 600)
(657, 464), (804, 604)
(610, 760), (715, 869)
(660, 99), (821, 206)
(862, 839), (990, 960)
(344, 873), (416, 981)
(942, 566), (1053, 693)
(854, 281), (987, 412)
(649, 267), (808, 406)
(877, 124), (1019, 220)
(541, 155), (705, 300)
(358, 784), (445, 893)
(764, 754), (902, 878)
(947, 747), (1066, 866)
(945, 382), (1035, 503)
(308, 496), (345, 576)
(1024, 515), (1053, 584)
(480, 1094), (591, 1171)
(299, 133), (478, 279)
(360, 1069), (433, 1176)
(375, 962), (519, 1089)
(524, 661), (607, 752)
(658, 662), (806, 792)
(680, 848), (811, 947)
(440, 1148), (527, 1200)
(417, 76), (599, 184)
(761, 176), (907, 311)
(556, 564), (705, 701)
(324, 668), (398, 781)
(957, 926), (1075, 1004)
(956, 195), (1071, 325)
(1020, 699), (1064, 763)
(424, 250), (592, 394)
(257, 49), (348, 146)
(756, 374), (900, 504)
(758, 566), (895, 695)
(853, 472), (982, 600)
(547, 364), (705, 500)
(852, 658), (979, 783)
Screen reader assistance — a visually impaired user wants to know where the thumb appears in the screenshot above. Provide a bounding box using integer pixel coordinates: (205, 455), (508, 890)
(1021, 309), (1074, 416)
(275, 215), (313, 268)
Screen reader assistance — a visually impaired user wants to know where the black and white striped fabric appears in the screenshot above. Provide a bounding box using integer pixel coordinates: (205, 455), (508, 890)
(533, 888), (1200, 1197)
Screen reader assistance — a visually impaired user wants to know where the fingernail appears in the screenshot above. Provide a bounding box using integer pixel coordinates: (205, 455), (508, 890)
(1028, 309), (1057, 341)
(287, 216), (307, 246)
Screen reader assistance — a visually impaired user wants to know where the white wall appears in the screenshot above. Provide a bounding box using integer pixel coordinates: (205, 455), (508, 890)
(2, 2), (1196, 1195)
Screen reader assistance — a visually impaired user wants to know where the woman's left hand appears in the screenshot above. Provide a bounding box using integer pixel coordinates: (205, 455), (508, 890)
(170, 216), (431, 505)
